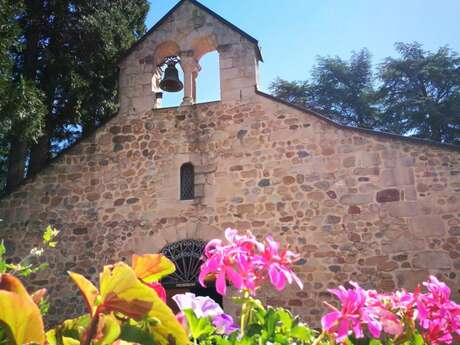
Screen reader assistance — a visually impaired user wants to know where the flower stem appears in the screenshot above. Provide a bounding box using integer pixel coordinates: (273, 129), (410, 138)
(240, 290), (251, 336)
(312, 331), (326, 345)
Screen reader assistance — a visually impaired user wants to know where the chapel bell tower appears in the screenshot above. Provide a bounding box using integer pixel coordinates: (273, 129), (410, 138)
(117, 0), (263, 113)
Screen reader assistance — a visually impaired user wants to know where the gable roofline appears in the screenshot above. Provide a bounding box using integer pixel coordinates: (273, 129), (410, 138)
(118, 0), (263, 65)
(255, 88), (460, 152)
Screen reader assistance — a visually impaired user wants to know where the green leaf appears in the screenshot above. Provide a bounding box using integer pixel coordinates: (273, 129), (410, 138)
(120, 321), (155, 345)
(370, 339), (382, 345)
(46, 329), (81, 345)
(43, 225), (59, 246)
(291, 325), (313, 342)
(410, 333), (426, 345)
(245, 324), (263, 337)
(0, 241), (6, 274)
(276, 308), (293, 330)
(265, 308), (279, 337)
(46, 314), (91, 344)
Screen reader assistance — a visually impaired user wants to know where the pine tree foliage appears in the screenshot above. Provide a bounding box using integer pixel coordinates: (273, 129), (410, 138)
(270, 44), (460, 145)
(0, 0), (149, 190)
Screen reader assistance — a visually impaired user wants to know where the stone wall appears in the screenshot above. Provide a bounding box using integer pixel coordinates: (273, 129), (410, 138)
(1, 94), (459, 325)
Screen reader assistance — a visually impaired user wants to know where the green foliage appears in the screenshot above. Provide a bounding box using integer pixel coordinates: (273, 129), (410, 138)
(0, 0), (149, 189)
(43, 225), (59, 248)
(0, 250), (188, 345)
(54, 259), (189, 345)
(379, 42), (460, 144)
(183, 295), (314, 345)
(0, 225), (59, 277)
(270, 43), (460, 145)
(271, 49), (379, 129)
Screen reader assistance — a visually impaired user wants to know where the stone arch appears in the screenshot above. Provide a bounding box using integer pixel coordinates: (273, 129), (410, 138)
(153, 40), (181, 66)
(151, 41), (183, 107)
(191, 34), (218, 61)
(193, 36), (221, 103)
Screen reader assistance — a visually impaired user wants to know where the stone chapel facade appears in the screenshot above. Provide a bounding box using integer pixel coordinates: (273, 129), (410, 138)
(1, 0), (460, 325)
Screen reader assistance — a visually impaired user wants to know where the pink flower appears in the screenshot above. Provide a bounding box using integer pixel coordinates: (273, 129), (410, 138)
(263, 236), (303, 291)
(322, 282), (403, 342)
(321, 282), (368, 342)
(199, 230), (250, 295)
(199, 229), (303, 296)
(145, 282), (167, 302)
(416, 276), (460, 344)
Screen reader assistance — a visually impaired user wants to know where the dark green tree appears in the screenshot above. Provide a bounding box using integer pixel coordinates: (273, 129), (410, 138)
(0, 0), (45, 190)
(270, 49), (380, 129)
(270, 44), (460, 145)
(378, 42), (460, 144)
(1, 0), (149, 191)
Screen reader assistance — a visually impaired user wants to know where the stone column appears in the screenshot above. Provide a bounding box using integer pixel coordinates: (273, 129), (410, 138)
(151, 67), (163, 109)
(192, 70), (198, 102)
(180, 51), (199, 106)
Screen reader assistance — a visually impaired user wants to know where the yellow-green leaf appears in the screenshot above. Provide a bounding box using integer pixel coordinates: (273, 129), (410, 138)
(146, 293), (190, 345)
(68, 271), (99, 315)
(43, 225), (59, 246)
(99, 262), (154, 319)
(132, 254), (175, 283)
(46, 314), (91, 344)
(93, 313), (121, 345)
(0, 273), (45, 345)
(46, 329), (81, 345)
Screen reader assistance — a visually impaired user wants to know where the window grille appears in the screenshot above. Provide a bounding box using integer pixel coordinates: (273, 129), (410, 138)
(160, 239), (206, 287)
(180, 163), (194, 200)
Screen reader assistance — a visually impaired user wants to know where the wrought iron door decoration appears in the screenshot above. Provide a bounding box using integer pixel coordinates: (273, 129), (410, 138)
(161, 239), (206, 287)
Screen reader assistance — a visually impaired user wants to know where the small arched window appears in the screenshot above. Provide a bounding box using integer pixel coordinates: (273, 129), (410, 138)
(180, 163), (194, 200)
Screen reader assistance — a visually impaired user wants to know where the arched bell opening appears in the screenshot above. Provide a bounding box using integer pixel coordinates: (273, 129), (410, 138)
(157, 57), (185, 108)
(160, 239), (223, 313)
(195, 50), (221, 103)
(152, 41), (184, 108)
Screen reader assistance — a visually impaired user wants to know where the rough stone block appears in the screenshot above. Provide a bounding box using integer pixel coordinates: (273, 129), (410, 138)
(396, 270), (429, 290)
(382, 234), (425, 253)
(339, 194), (373, 205)
(409, 215), (445, 237)
(376, 189), (400, 203)
(381, 167), (415, 187)
(413, 251), (451, 269)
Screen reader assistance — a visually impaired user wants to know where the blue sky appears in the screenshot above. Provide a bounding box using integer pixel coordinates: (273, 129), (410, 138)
(146, 0), (460, 106)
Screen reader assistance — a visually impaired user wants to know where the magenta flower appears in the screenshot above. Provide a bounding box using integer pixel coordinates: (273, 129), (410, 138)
(263, 235), (303, 291)
(322, 277), (460, 344)
(321, 282), (368, 342)
(416, 276), (460, 344)
(199, 228), (303, 296)
(322, 282), (403, 342)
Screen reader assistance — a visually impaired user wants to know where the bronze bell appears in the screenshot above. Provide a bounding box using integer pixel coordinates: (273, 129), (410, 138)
(159, 62), (183, 92)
